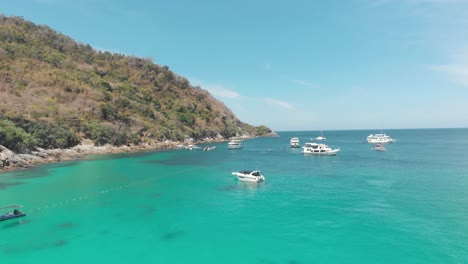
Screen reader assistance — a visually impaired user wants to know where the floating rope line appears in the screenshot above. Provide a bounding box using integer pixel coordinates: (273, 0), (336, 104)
(27, 168), (191, 215)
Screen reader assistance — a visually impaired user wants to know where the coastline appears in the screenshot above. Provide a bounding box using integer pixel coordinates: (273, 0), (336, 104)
(0, 133), (278, 173)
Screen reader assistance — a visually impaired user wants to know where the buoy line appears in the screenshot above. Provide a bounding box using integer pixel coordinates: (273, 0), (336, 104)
(27, 168), (191, 215)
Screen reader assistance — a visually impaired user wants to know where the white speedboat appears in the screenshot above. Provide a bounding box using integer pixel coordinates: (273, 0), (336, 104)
(372, 143), (387, 152)
(228, 139), (244, 149)
(315, 130), (326, 141)
(366, 133), (395, 144)
(203, 146), (216, 151)
(232, 170), (265, 183)
(290, 137), (300, 148)
(301, 142), (340, 155)
(185, 144), (200, 150)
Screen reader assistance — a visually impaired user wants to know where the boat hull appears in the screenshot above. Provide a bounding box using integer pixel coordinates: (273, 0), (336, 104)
(237, 177), (265, 183)
(204, 146), (216, 151)
(232, 172), (265, 183)
(228, 145), (243, 149)
(367, 139), (394, 144)
(301, 149), (340, 156)
(0, 213), (26, 222)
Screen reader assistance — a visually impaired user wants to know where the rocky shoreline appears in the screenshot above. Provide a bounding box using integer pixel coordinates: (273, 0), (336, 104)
(0, 133), (278, 172)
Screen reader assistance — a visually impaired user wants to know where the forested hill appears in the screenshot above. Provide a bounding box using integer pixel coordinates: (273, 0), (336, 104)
(0, 16), (272, 151)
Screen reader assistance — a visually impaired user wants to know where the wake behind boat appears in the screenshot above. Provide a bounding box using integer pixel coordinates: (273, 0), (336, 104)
(301, 142), (340, 156)
(0, 205), (26, 222)
(372, 143), (387, 152)
(232, 170), (265, 183)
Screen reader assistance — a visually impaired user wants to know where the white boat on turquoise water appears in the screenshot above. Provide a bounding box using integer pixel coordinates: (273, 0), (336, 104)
(315, 130), (326, 141)
(301, 142), (340, 155)
(228, 139), (244, 149)
(232, 170), (265, 183)
(290, 137), (300, 148)
(203, 146), (216, 151)
(367, 131), (395, 143)
(186, 144), (200, 150)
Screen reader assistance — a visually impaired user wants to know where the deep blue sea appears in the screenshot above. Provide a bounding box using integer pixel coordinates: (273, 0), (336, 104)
(1, 128), (467, 263)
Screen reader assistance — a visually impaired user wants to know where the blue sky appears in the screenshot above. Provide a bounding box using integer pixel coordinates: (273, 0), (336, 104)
(2, 0), (468, 131)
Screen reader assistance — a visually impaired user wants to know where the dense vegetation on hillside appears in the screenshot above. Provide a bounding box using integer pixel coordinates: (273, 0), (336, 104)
(0, 16), (272, 151)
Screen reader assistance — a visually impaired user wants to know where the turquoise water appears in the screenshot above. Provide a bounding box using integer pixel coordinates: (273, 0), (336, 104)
(1, 128), (468, 263)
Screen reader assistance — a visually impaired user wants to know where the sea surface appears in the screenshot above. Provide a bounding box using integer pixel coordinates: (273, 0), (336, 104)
(1, 128), (467, 263)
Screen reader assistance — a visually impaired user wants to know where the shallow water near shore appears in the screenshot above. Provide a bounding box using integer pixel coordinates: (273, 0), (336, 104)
(1, 128), (468, 263)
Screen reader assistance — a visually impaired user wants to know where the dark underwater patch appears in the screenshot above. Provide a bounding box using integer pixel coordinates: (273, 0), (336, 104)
(143, 152), (223, 167)
(217, 184), (238, 192)
(143, 207), (157, 216)
(54, 240), (69, 247)
(97, 200), (113, 207)
(58, 221), (75, 229)
(0, 181), (24, 190)
(11, 167), (51, 179)
(3, 238), (70, 254)
(161, 230), (186, 241)
(2, 219), (31, 229)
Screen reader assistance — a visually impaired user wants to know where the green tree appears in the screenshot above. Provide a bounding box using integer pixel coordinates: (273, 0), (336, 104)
(0, 120), (36, 150)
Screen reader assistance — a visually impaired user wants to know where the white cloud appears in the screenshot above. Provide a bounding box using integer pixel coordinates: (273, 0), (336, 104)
(205, 84), (241, 99)
(264, 98), (294, 110)
(431, 64), (468, 86)
(189, 78), (241, 99)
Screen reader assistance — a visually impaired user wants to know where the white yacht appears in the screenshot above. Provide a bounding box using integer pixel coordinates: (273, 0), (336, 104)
(366, 133), (395, 144)
(301, 142), (340, 156)
(290, 137), (300, 148)
(228, 139), (244, 149)
(232, 170), (265, 183)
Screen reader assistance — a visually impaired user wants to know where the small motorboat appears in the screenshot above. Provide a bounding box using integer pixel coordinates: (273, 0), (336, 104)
(231, 170), (265, 183)
(185, 145), (200, 150)
(203, 146), (216, 151)
(315, 130), (326, 141)
(290, 137), (300, 148)
(372, 143), (387, 152)
(0, 205), (26, 222)
(228, 139), (244, 149)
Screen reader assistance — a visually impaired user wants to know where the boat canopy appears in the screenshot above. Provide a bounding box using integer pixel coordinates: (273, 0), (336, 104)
(0, 205), (23, 211)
